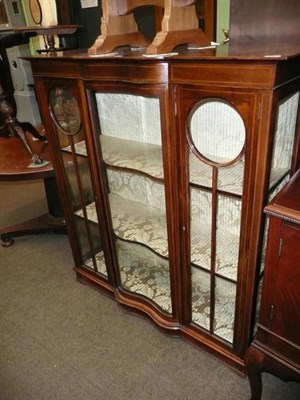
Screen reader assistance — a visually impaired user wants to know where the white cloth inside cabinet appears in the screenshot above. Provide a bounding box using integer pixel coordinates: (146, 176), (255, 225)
(190, 98), (246, 164)
(96, 93), (162, 146)
(270, 91), (300, 186)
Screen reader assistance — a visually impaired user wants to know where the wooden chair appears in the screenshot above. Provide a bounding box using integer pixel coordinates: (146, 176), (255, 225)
(88, 0), (210, 55)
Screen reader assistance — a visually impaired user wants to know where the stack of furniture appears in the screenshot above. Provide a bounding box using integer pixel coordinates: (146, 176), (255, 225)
(25, 0), (300, 393)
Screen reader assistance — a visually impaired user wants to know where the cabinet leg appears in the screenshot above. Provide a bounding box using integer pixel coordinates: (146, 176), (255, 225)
(245, 346), (264, 400)
(1, 233), (14, 247)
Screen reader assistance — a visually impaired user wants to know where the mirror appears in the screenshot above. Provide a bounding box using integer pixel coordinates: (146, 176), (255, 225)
(29, 0), (42, 25)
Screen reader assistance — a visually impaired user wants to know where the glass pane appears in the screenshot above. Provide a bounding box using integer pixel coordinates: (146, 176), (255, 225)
(108, 169), (168, 257)
(190, 99), (245, 165)
(214, 277), (236, 343)
(191, 266), (210, 331)
(49, 86), (107, 278)
(269, 91), (299, 188)
(49, 87), (81, 136)
(216, 194), (242, 281)
(96, 92), (171, 313)
(116, 240), (172, 313)
(190, 187), (212, 270)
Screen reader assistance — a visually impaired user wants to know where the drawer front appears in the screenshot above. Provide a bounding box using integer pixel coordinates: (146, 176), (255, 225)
(256, 325), (300, 367)
(170, 62), (276, 89)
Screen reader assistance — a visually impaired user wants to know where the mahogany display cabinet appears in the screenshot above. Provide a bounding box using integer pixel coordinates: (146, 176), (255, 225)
(246, 170), (300, 399)
(28, 44), (300, 373)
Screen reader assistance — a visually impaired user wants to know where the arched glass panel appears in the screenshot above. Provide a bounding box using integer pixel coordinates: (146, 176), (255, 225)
(189, 98), (246, 165)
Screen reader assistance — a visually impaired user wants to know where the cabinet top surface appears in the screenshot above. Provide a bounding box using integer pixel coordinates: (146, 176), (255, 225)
(29, 41), (300, 63)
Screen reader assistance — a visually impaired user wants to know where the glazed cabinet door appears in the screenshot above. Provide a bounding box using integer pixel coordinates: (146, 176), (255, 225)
(176, 88), (251, 347)
(175, 84), (300, 361)
(35, 78), (111, 287)
(86, 81), (180, 323)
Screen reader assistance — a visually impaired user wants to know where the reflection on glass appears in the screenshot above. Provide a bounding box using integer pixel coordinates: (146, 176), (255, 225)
(49, 87), (81, 136)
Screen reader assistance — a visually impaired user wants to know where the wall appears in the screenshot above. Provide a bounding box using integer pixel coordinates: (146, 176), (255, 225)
(216, 0), (230, 44)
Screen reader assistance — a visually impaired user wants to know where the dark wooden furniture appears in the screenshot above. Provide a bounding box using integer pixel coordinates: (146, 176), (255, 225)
(196, 0), (216, 41)
(26, 37), (300, 373)
(0, 136), (66, 246)
(13, 25), (81, 54)
(245, 171), (300, 399)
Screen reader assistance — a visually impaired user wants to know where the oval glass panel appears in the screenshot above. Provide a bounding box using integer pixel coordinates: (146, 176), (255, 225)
(189, 99), (246, 165)
(29, 0), (42, 25)
(49, 87), (81, 136)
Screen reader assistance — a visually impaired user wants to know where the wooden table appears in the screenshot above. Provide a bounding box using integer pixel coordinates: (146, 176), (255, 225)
(13, 25), (81, 54)
(0, 136), (66, 246)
